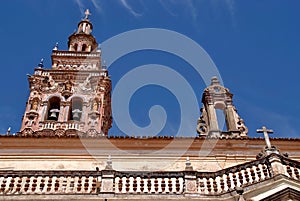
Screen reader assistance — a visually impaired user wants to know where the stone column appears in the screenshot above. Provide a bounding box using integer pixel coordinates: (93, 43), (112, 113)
(58, 101), (67, 122)
(225, 105), (237, 131)
(207, 104), (218, 131)
(41, 101), (48, 121)
(81, 102), (88, 132)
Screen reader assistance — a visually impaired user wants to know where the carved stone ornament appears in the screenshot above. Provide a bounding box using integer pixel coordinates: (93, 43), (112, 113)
(186, 180), (197, 192)
(86, 129), (99, 137)
(196, 107), (208, 134)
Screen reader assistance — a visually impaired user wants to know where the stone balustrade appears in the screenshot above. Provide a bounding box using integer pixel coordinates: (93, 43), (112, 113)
(40, 121), (83, 131)
(0, 154), (299, 196)
(0, 171), (99, 195)
(52, 50), (100, 58)
(115, 174), (184, 194)
(197, 162), (270, 194)
(281, 157), (300, 180)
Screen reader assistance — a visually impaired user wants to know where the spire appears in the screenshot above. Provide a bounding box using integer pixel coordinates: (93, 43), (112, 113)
(38, 58), (44, 68)
(210, 76), (220, 86)
(84, 9), (91, 19)
(67, 9), (97, 52)
(77, 9), (93, 34)
(53, 42), (58, 51)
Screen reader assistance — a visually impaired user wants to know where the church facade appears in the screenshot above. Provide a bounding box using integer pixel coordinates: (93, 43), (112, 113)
(0, 10), (300, 201)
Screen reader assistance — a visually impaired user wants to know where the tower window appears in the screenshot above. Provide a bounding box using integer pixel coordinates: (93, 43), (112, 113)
(73, 43), (78, 51)
(82, 44), (87, 52)
(47, 97), (61, 121)
(215, 109), (227, 131)
(69, 98), (83, 121)
(214, 102), (227, 131)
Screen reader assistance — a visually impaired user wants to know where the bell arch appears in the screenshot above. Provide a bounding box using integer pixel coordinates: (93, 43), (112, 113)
(197, 77), (248, 137)
(45, 96), (61, 121)
(68, 97), (83, 121)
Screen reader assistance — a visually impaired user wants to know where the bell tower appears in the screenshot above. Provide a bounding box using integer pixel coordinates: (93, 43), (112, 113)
(19, 9), (112, 137)
(197, 77), (248, 138)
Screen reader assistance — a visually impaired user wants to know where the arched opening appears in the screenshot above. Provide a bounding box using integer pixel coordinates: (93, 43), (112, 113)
(73, 43), (78, 51)
(69, 97), (83, 121)
(82, 44), (87, 52)
(214, 102), (227, 131)
(46, 97), (61, 121)
(215, 109), (227, 131)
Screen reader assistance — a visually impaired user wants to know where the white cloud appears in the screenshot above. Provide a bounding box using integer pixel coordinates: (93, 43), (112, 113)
(186, 0), (198, 21)
(225, 0), (235, 17)
(75, 0), (85, 16)
(158, 0), (177, 16)
(119, 0), (142, 17)
(91, 0), (102, 13)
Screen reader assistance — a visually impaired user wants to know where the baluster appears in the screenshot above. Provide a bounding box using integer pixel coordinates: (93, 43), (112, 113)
(125, 177), (130, 193)
(167, 178), (173, 193)
(157, 178), (162, 193)
(161, 178), (166, 193)
(207, 178), (212, 193)
(150, 177), (155, 193)
(256, 165), (262, 181)
(140, 177), (145, 193)
(147, 177), (151, 193)
(222, 174), (228, 192)
(294, 167), (300, 179)
(154, 178), (159, 193)
(219, 176), (225, 192)
(178, 177), (184, 193)
(212, 178), (218, 193)
(262, 164), (269, 179)
(238, 171), (244, 187)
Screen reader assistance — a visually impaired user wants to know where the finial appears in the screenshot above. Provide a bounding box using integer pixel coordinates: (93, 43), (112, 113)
(38, 58), (44, 68)
(105, 155), (113, 170)
(102, 60), (107, 70)
(53, 42), (58, 50)
(84, 9), (91, 19)
(6, 127), (11, 135)
(210, 76), (220, 86)
(185, 156), (193, 171)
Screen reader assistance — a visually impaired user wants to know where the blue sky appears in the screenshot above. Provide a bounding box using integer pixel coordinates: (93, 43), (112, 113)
(0, 0), (299, 138)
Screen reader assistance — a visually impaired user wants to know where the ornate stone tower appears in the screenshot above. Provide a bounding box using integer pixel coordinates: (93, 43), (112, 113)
(19, 10), (112, 137)
(197, 76), (248, 138)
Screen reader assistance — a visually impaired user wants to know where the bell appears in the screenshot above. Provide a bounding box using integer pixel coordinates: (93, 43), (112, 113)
(72, 109), (82, 121)
(48, 109), (59, 120)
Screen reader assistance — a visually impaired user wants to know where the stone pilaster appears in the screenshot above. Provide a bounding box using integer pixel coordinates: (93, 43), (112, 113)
(100, 170), (115, 194)
(268, 154), (285, 176)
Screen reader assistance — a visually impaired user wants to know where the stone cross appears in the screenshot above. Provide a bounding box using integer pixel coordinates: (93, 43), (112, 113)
(85, 9), (91, 19)
(256, 126), (273, 149)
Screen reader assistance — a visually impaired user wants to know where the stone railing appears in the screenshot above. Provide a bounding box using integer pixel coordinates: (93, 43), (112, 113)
(52, 50), (100, 58)
(196, 158), (271, 194)
(40, 121), (84, 131)
(114, 172), (184, 194)
(281, 156), (300, 180)
(0, 171), (99, 195)
(0, 154), (299, 196)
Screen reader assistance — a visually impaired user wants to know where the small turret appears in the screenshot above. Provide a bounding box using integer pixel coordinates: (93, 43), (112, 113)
(67, 9), (98, 52)
(197, 77), (248, 138)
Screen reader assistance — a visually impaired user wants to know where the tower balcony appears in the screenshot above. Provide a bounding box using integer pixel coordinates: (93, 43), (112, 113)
(51, 50), (100, 58)
(39, 121), (85, 131)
